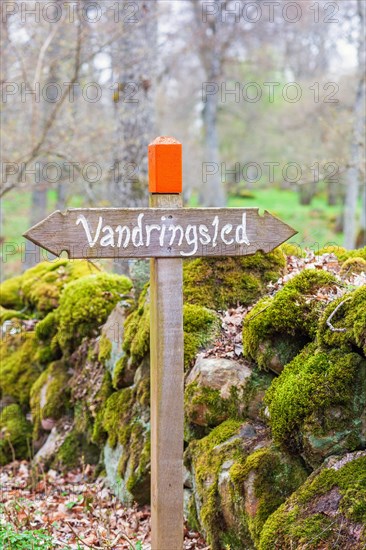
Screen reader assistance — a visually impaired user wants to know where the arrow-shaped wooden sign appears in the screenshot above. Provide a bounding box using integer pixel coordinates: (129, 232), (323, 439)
(24, 207), (296, 259)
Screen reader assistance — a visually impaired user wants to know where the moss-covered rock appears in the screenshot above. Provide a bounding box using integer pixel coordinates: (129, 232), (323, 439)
(227, 445), (308, 547)
(183, 250), (286, 310)
(117, 287), (220, 389)
(0, 306), (28, 324)
(119, 286), (150, 382)
(185, 358), (252, 429)
(265, 345), (366, 467)
(340, 256), (366, 276)
(0, 332), (43, 406)
(183, 305), (220, 370)
(57, 272), (132, 354)
(0, 275), (23, 309)
(243, 270), (338, 372)
(186, 420), (307, 549)
(0, 404), (32, 465)
(0, 260), (100, 314)
(318, 286), (366, 356)
(35, 311), (58, 341)
(280, 242), (306, 258)
(101, 377), (151, 504)
(30, 361), (70, 439)
(259, 450), (366, 549)
(54, 429), (100, 469)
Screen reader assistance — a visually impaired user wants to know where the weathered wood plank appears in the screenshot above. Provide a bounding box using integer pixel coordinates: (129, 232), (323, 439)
(23, 207), (297, 259)
(150, 193), (184, 550)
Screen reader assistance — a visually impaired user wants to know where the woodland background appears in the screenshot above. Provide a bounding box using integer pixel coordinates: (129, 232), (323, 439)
(1, 0), (365, 279)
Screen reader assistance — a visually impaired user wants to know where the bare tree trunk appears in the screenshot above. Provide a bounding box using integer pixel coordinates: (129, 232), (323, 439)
(344, 0), (365, 249)
(111, 0), (157, 207)
(111, 1), (157, 276)
(201, 54), (226, 206)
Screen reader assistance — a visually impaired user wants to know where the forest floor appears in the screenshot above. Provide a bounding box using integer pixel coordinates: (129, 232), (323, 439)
(0, 461), (208, 550)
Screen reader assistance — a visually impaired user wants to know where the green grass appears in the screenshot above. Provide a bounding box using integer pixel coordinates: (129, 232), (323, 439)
(227, 188), (350, 250)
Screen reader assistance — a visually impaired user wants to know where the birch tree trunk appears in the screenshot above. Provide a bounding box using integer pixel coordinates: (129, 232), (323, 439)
(344, 0), (365, 249)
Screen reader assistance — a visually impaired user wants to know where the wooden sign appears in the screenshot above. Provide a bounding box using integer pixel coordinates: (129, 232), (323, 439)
(24, 136), (296, 550)
(24, 208), (295, 259)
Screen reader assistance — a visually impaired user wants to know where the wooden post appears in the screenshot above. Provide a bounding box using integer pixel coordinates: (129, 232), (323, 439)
(149, 137), (184, 550)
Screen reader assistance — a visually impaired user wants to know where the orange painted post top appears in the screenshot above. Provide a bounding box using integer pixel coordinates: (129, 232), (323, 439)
(148, 136), (182, 193)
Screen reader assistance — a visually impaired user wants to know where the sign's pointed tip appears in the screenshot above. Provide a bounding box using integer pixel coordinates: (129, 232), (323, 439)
(23, 210), (64, 258)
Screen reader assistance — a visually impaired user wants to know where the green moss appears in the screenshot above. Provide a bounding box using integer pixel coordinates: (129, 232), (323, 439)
(0, 332), (43, 406)
(98, 334), (112, 365)
(0, 404), (32, 465)
(243, 270), (338, 370)
(186, 420), (244, 548)
(185, 384), (243, 428)
(91, 373), (114, 445)
(124, 433), (151, 504)
(264, 346), (366, 460)
(57, 273), (132, 354)
(187, 494), (200, 532)
(122, 286), (150, 369)
(112, 357), (126, 390)
(102, 388), (135, 448)
(228, 447), (308, 546)
(259, 453), (366, 549)
(318, 286), (366, 355)
(280, 243), (306, 258)
(101, 378), (151, 504)
(121, 288), (219, 379)
(34, 311), (61, 364)
(0, 306), (28, 323)
(183, 250), (285, 310)
(0, 275), (23, 309)
(21, 260), (101, 314)
(340, 256), (366, 276)
(0, 260), (102, 315)
(55, 430), (99, 469)
(183, 305), (219, 370)
(35, 311), (58, 341)
(30, 361), (70, 439)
